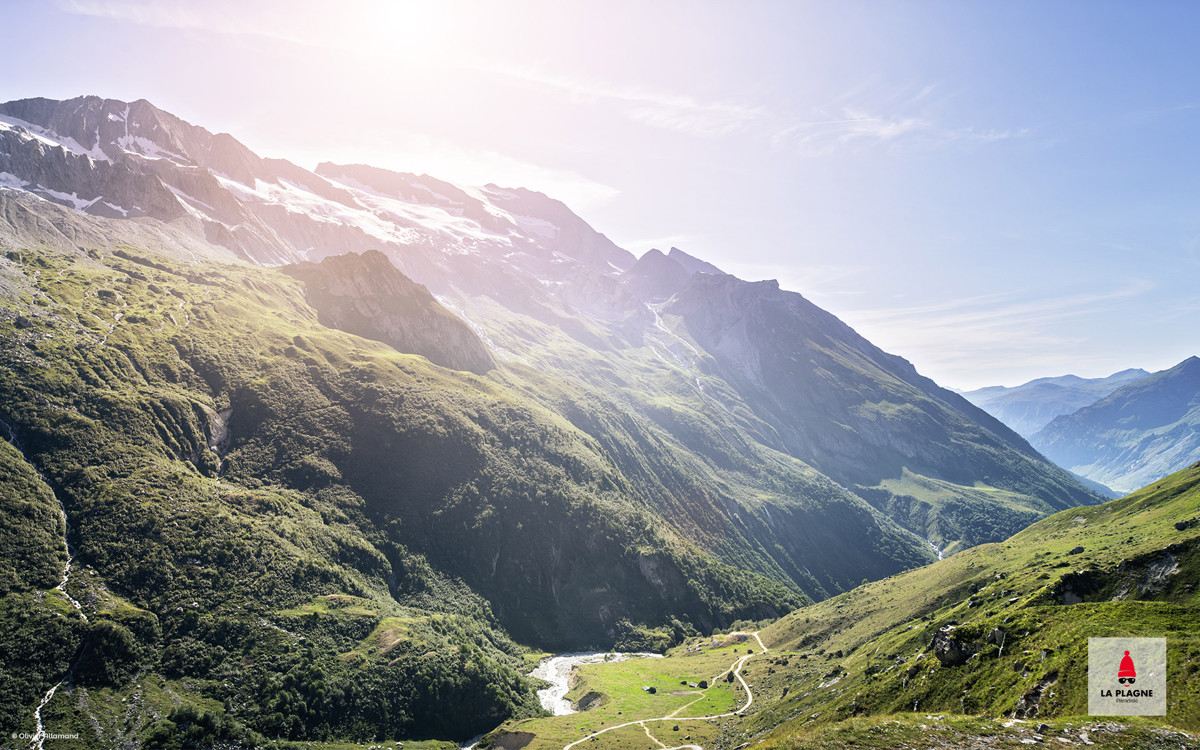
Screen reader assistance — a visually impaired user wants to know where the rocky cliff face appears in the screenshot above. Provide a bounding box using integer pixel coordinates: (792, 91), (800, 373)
(281, 250), (496, 374)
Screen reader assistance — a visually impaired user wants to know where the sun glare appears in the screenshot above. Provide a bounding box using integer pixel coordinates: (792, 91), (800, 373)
(336, 1), (473, 63)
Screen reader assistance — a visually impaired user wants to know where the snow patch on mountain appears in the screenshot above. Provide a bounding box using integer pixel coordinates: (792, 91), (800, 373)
(117, 133), (185, 162)
(328, 175), (513, 248)
(460, 184), (523, 223)
(0, 114), (111, 163)
(36, 185), (101, 212)
(166, 184), (216, 213)
(0, 172), (28, 189)
(213, 173), (416, 246)
(512, 213), (559, 240)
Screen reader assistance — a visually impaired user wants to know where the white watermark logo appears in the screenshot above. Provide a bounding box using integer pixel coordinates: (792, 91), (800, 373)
(11, 732), (81, 740)
(1088, 637), (1166, 715)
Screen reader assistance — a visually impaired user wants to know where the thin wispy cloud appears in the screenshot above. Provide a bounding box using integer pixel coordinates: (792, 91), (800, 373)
(494, 64), (1025, 154)
(847, 280), (1154, 332)
(487, 65), (764, 137)
(773, 106), (1027, 156)
(55, 0), (466, 61)
(55, 0), (305, 43)
(837, 280), (1155, 388)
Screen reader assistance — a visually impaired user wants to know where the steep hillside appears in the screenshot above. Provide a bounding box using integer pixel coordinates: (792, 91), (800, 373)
(746, 461), (1200, 745)
(1032, 357), (1200, 493)
(963, 369), (1150, 439)
(658, 273), (1103, 554)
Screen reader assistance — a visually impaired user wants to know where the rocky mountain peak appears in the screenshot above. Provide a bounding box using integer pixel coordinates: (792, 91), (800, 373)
(667, 246), (725, 276)
(620, 247), (700, 302)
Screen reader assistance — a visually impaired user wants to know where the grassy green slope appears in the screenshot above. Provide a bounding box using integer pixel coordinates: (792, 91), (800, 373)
(0, 249), (543, 745)
(488, 466), (1199, 750)
(0, 243), (566, 744)
(744, 462), (1200, 744)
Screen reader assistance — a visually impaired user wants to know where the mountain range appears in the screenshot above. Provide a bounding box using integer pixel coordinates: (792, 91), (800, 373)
(1030, 356), (1200, 493)
(963, 361), (1200, 494)
(961, 369), (1150, 439)
(0, 95), (1110, 745)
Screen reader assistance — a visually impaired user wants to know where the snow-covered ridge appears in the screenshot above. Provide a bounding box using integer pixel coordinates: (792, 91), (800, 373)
(1, 95), (634, 274)
(327, 174), (518, 247)
(0, 114), (111, 163)
(117, 133), (185, 162)
(213, 173), (424, 247)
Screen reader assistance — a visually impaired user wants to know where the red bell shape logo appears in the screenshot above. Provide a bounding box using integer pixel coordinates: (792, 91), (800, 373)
(1118, 650), (1137, 685)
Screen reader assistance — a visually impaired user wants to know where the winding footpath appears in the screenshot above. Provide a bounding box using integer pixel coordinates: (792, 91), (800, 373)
(561, 631), (767, 750)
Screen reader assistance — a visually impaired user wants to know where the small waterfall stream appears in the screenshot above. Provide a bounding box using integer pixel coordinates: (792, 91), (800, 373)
(2, 418), (88, 750)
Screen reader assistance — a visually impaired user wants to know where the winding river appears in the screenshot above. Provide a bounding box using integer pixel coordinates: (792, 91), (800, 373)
(530, 652), (663, 715)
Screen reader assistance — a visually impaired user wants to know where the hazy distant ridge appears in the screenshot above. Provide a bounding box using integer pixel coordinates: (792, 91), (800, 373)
(1030, 356), (1200, 492)
(961, 368), (1149, 438)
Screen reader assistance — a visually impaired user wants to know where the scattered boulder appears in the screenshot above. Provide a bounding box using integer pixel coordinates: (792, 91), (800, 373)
(931, 626), (975, 667)
(1068, 546), (1085, 555)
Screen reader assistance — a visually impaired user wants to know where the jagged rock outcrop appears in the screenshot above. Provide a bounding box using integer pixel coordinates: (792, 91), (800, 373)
(281, 250), (496, 374)
(617, 247), (726, 304)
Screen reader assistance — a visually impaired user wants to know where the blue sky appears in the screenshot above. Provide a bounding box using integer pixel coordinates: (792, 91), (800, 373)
(4, 0), (1198, 389)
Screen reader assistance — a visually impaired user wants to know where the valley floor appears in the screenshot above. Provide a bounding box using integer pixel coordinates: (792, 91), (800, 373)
(481, 630), (1198, 750)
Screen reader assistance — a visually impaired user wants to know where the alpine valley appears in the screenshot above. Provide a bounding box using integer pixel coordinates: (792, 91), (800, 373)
(3, 96), (1192, 750)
